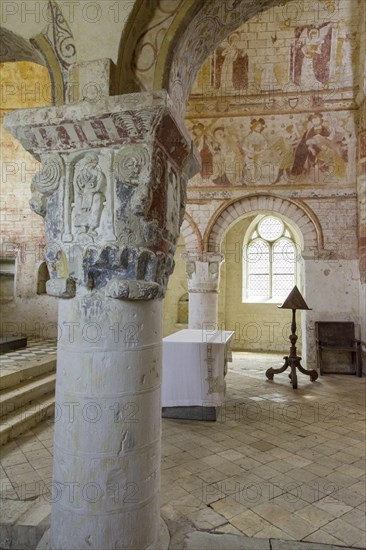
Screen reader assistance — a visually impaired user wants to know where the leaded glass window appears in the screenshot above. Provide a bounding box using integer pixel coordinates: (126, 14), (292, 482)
(244, 216), (297, 301)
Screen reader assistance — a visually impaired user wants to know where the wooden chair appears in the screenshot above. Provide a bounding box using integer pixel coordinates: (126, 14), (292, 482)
(315, 322), (362, 377)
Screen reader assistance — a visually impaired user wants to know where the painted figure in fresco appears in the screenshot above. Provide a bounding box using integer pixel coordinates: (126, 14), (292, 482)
(242, 118), (268, 164)
(219, 33), (248, 91)
(291, 113), (331, 176)
(211, 127), (244, 186)
(271, 124), (300, 184)
(73, 153), (106, 237)
(212, 32), (248, 91)
(191, 122), (214, 179)
(292, 23), (333, 87)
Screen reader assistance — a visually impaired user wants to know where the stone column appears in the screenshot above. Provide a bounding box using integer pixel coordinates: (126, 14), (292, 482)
(183, 253), (224, 330)
(4, 91), (198, 550)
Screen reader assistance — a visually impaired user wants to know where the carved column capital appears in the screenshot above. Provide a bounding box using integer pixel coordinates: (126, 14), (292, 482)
(4, 91), (199, 300)
(182, 252), (224, 293)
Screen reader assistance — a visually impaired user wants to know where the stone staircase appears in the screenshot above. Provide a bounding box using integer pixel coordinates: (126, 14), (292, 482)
(0, 342), (56, 446)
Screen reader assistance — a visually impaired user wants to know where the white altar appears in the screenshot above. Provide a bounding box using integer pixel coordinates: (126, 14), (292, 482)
(162, 329), (235, 420)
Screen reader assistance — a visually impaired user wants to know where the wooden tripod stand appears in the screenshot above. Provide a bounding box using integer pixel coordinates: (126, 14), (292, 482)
(266, 307), (318, 389)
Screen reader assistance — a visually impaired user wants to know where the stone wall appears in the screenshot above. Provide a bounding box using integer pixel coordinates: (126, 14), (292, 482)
(162, 235), (188, 336)
(0, 61), (58, 338)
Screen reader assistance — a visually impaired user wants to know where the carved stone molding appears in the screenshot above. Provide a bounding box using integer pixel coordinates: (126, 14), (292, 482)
(31, 0), (77, 104)
(5, 91), (200, 300)
(183, 252), (224, 293)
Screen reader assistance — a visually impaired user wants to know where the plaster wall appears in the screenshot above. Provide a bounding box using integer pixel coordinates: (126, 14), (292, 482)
(0, 61), (58, 338)
(162, 236), (188, 336)
(1, 0), (134, 65)
(302, 258), (361, 370)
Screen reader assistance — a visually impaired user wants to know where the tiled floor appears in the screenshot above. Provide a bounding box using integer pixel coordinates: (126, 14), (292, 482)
(1, 351), (365, 548)
(0, 338), (56, 370)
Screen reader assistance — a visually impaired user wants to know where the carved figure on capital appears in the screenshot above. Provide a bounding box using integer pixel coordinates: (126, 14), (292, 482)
(72, 153), (106, 239)
(4, 90), (200, 301)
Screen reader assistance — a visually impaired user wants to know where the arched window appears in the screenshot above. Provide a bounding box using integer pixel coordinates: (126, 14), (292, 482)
(243, 216), (298, 302)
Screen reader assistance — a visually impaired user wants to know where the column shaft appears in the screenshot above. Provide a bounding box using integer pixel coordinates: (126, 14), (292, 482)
(188, 292), (218, 329)
(51, 295), (162, 550)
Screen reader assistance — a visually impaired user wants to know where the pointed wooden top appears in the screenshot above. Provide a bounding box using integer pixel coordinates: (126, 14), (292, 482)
(278, 286), (311, 310)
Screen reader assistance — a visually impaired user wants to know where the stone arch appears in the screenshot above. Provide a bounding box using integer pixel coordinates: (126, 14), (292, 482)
(204, 194), (323, 256)
(116, 0), (287, 112)
(1, 1), (77, 106)
(181, 213), (203, 252)
(0, 28), (45, 65)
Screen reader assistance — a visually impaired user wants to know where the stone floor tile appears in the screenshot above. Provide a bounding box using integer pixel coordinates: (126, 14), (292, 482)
(188, 447), (214, 459)
(251, 501), (289, 523)
(31, 457), (53, 471)
(210, 496), (249, 520)
(255, 524), (296, 540)
(286, 467), (319, 483)
(341, 507), (366, 530)
(313, 497), (353, 517)
(325, 470), (361, 488)
(35, 467), (53, 482)
(3, 462), (35, 477)
(183, 459), (211, 474)
(321, 517), (366, 546)
(303, 463), (334, 477)
(183, 531), (270, 550)
(217, 449), (244, 462)
(348, 480), (366, 497)
(302, 528), (349, 545)
(233, 457), (263, 470)
(271, 494), (309, 513)
(197, 468), (230, 484)
(177, 475), (205, 493)
(333, 487), (366, 507)
(275, 514), (318, 540)
(0, 449), (28, 468)
(229, 509), (272, 536)
(295, 504), (335, 528)
(186, 507), (227, 530)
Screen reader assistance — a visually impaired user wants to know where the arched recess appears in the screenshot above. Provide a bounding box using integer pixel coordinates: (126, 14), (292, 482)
(0, 27), (45, 65)
(116, 0), (288, 110)
(204, 194), (323, 257)
(1, 1), (77, 106)
(181, 213), (203, 253)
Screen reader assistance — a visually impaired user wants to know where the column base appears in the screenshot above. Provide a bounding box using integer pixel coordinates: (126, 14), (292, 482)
(36, 518), (170, 550)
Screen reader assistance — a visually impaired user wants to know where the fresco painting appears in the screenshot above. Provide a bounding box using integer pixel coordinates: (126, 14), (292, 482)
(212, 33), (249, 91)
(191, 15), (357, 96)
(188, 111), (355, 187)
(291, 23), (333, 88)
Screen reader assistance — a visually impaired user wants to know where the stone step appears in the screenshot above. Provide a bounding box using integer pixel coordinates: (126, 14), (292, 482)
(0, 357), (56, 391)
(0, 373), (56, 418)
(0, 394), (55, 446)
(0, 498), (51, 550)
(0, 336), (27, 355)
